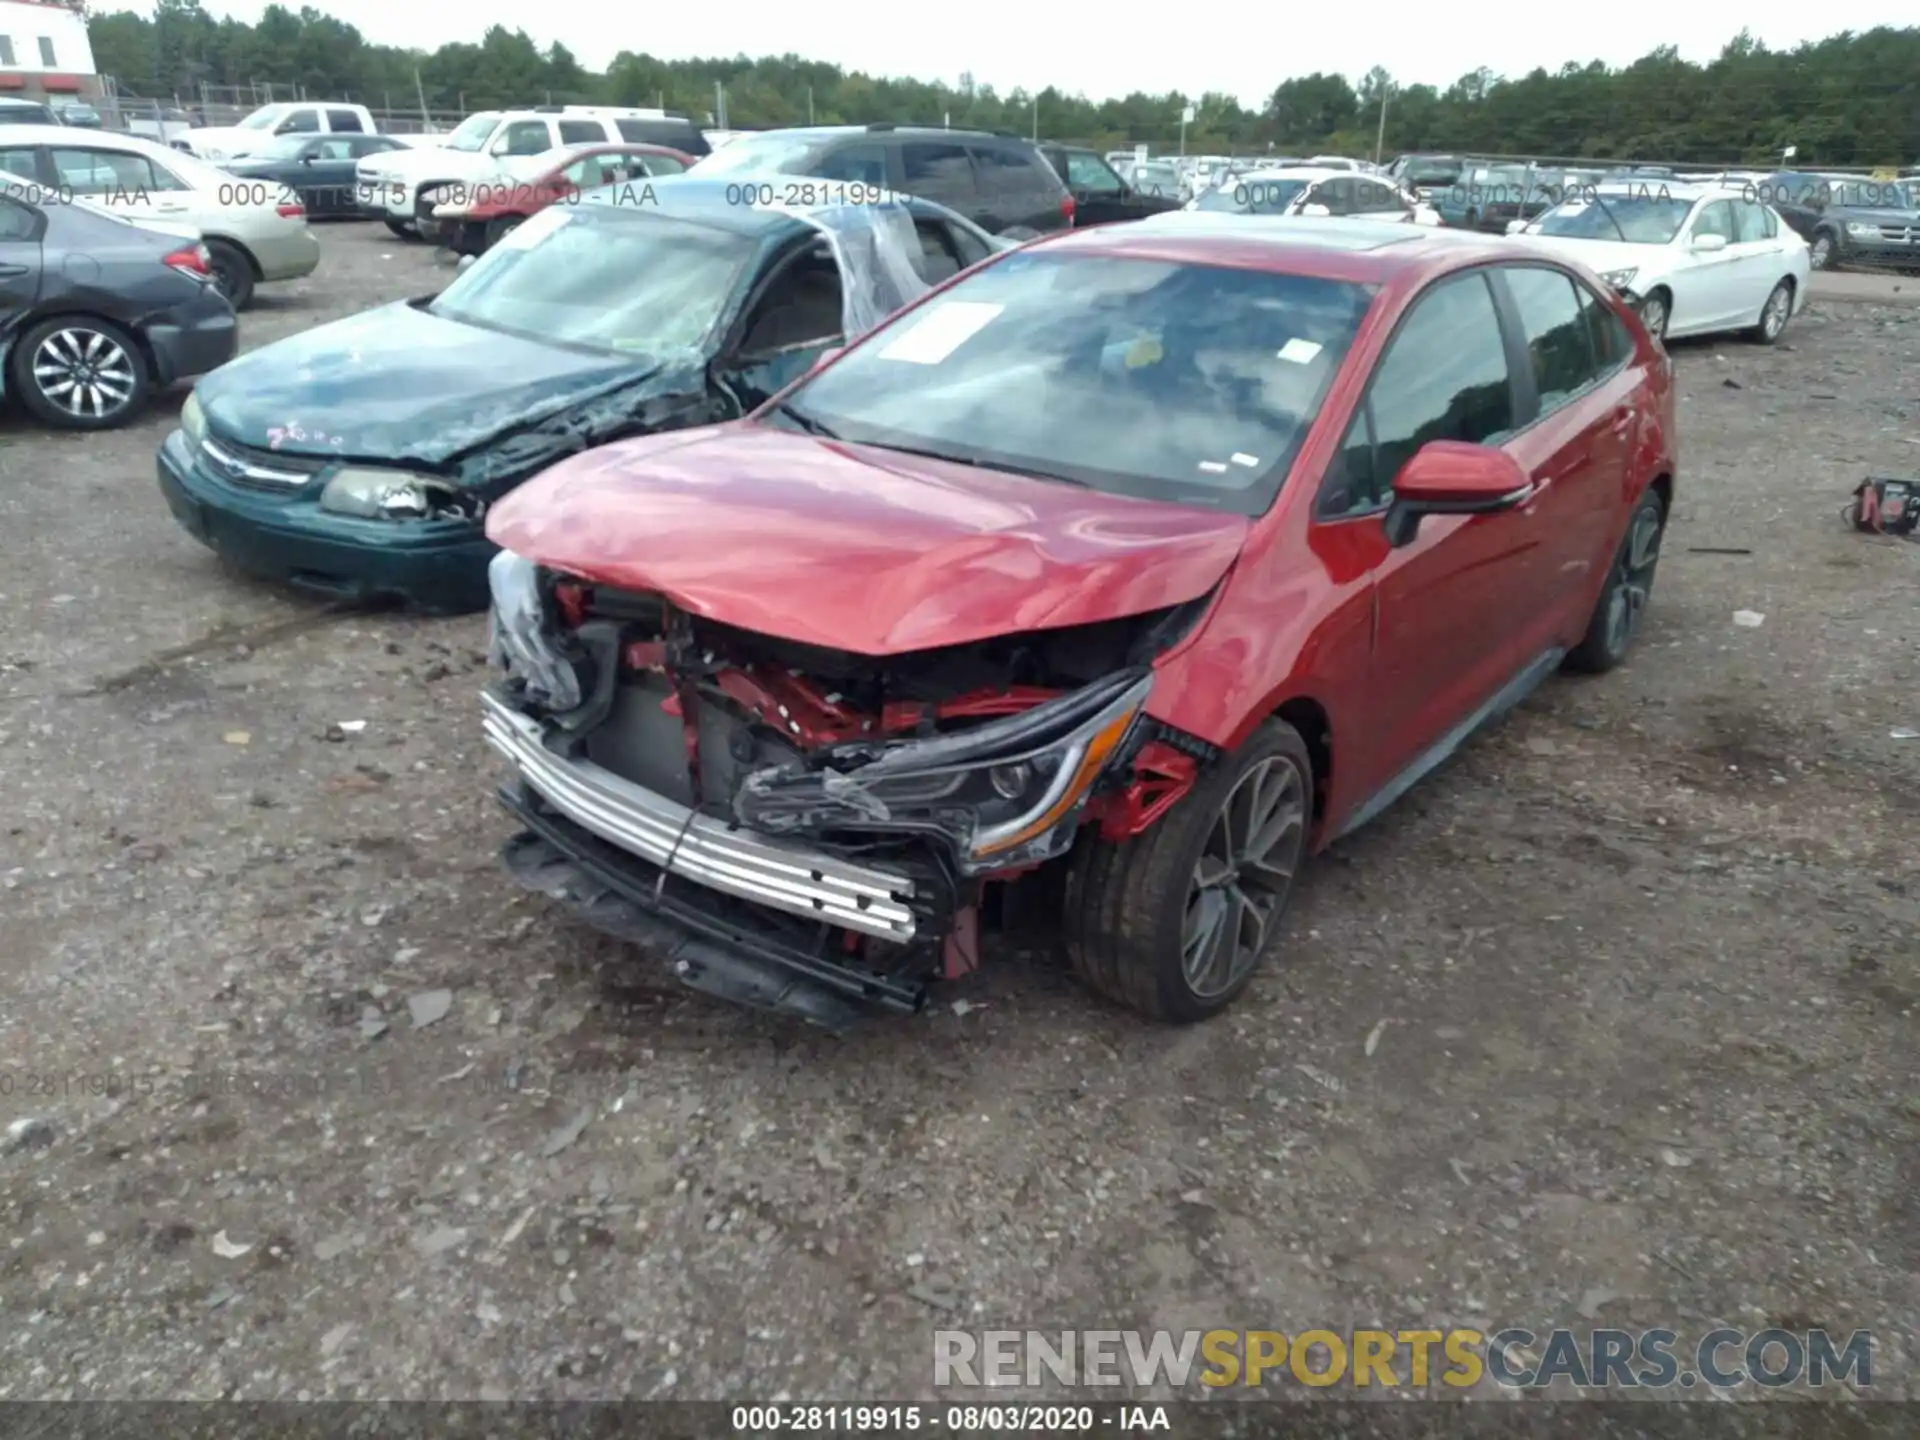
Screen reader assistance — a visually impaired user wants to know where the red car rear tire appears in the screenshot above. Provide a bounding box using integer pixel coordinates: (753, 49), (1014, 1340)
(1566, 488), (1667, 674)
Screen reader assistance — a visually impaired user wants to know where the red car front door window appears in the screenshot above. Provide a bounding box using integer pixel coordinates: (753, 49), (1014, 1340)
(1309, 270), (1541, 803)
(1495, 264), (1640, 645)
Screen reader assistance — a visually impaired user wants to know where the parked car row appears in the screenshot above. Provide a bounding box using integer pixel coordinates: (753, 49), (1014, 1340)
(354, 106), (710, 238)
(0, 103), (1830, 440)
(1394, 153), (1920, 272)
(0, 123), (318, 308)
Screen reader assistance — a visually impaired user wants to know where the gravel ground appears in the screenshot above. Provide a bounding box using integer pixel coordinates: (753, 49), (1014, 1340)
(0, 224), (1914, 1405)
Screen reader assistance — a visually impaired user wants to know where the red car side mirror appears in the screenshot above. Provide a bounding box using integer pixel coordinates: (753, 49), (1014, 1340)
(810, 345), (844, 375)
(1384, 440), (1533, 548)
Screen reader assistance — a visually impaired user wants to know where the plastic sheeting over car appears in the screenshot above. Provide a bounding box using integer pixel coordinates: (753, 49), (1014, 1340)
(762, 192), (934, 340)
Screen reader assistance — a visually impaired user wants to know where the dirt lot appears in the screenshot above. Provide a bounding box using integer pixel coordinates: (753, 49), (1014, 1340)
(0, 224), (1914, 1405)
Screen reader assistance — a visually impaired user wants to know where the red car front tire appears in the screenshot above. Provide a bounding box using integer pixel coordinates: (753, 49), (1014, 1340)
(1065, 718), (1313, 1022)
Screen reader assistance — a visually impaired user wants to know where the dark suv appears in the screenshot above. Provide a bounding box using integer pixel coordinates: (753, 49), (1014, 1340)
(1761, 171), (1920, 272)
(695, 125), (1075, 237)
(1035, 143), (1182, 226)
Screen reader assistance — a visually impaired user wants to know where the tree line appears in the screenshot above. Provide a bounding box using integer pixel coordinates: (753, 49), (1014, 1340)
(88, 3), (1920, 167)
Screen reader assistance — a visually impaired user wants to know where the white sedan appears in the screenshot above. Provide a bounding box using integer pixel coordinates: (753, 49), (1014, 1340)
(1512, 183), (1810, 344)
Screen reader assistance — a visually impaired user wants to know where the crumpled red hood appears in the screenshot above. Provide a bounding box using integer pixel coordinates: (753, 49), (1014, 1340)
(486, 423), (1248, 655)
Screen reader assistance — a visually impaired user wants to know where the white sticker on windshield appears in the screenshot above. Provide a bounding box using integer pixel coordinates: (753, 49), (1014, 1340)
(1231, 453), (1260, 468)
(1198, 461), (1230, 474)
(498, 207), (571, 251)
(877, 301), (1004, 364)
(1276, 338), (1323, 365)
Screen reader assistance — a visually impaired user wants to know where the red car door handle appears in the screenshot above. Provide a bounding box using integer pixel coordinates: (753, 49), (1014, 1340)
(1609, 406), (1634, 432)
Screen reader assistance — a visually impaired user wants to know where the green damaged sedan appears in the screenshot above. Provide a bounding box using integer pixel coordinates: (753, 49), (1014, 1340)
(156, 176), (1000, 612)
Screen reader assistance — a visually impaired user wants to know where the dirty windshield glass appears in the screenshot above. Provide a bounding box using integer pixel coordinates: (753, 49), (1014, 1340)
(429, 209), (752, 355)
(1535, 194), (1694, 243)
(775, 251), (1374, 516)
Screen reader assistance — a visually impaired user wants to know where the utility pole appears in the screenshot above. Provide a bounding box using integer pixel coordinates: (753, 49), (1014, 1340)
(414, 68), (430, 130)
(1179, 103), (1193, 157)
(1031, 96), (1038, 141)
(808, 86), (815, 123)
(1373, 83), (1389, 165)
(714, 80), (727, 131)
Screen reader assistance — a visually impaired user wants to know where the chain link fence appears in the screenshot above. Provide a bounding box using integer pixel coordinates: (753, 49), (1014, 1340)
(96, 78), (466, 139)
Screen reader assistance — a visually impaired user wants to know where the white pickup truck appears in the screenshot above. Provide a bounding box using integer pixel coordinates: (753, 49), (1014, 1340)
(174, 102), (439, 162)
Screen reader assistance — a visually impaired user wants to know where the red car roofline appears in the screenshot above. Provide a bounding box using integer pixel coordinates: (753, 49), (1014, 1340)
(1021, 222), (1527, 286)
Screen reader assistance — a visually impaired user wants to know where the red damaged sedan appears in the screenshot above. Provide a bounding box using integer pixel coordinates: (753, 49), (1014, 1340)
(433, 143), (694, 254)
(480, 213), (1676, 1028)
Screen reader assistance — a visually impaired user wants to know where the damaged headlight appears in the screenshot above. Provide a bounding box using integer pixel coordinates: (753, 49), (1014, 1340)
(487, 550), (583, 712)
(320, 467), (473, 521)
(737, 670), (1153, 873)
(180, 390), (206, 443)
(1599, 268), (1637, 290)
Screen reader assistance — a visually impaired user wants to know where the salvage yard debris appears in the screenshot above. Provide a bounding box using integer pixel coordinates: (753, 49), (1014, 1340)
(1847, 476), (1919, 537)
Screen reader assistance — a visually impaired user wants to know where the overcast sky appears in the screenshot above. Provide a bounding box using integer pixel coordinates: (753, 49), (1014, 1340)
(127, 2), (1918, 107)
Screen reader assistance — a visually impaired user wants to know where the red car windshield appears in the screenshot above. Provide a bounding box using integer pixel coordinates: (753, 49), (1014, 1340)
(772, 251), (1374, 515)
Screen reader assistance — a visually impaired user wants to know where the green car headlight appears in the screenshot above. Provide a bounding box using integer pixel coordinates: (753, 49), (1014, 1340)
(180, 390), (206, 442)
(320, 467), (471, 521)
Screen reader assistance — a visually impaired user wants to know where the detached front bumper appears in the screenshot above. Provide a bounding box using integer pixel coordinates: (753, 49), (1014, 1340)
(486, 692), (933, 1029)
(483, 692), (918, 940)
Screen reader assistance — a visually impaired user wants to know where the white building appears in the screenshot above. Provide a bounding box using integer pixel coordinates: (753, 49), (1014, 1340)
(0, 0), (97, 105)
